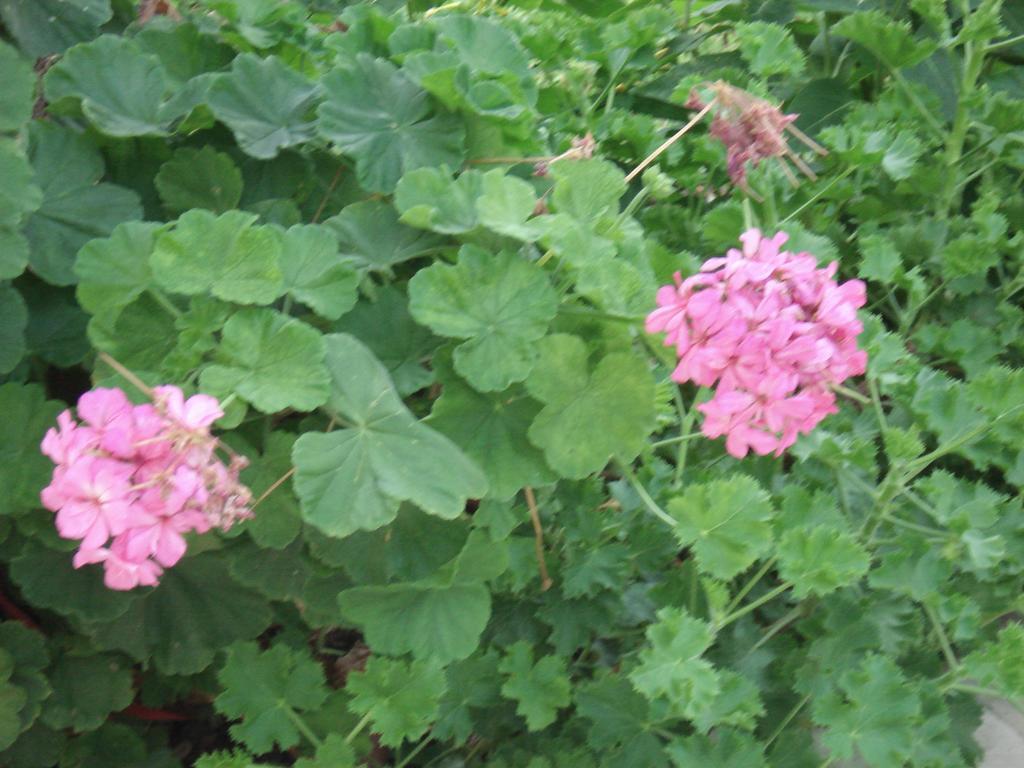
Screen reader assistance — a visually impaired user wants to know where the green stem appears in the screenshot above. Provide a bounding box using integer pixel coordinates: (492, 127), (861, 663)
(345, 712), (372, 745)
(749, 604), (805, 655)
(891, 70), (945, 139)
(558, 305), (645, 324)
(868, 377), (887, 433)
(615, 460), (677, 529)
(944, 682), (1004, 699)
(881, 513), (947, 539)
(779, 167), (854, 225)
(673, 387), (698, 488)
(148, 288), (182, 319)
(396, 735), (432, 768)
(938, 34), (986, 215)
(766, 693), (811, 749)
(832, 383), (870, 405)
(651, 432), (703, 449)
(985, 32), (1024, 52)
(286, 709), (323, 750)
(725, 557), (778, 615)
(924, 603), (960, 672)
(717, 583), (791, 629)
(619, 187), (650, 221)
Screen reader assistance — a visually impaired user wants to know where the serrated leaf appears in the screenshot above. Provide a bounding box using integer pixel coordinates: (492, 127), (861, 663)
(550, 159), (625, 223)
(23, 123), (141, 286)
(668, 476), (774, 581)
(155, 147), (243, 213)
(433, 652), (503, 743)
(734, 22), (805, 78)
(667, 729), (767, 768)
(215, 642), (329, 755)
(293, 734), (355, 768)
(332, 286), (439, 396)
(228, 537), (312, 600)
(629, 607), (720, 721)
(40, 654), (134, 732)
(238, 432), (302, 549)
(200, 308), (328, 413)
(964, 624), (1024, 700)
(0, 650), (26, 750)
(0, 384), (65, 515)
(279, 223), (358, 320)
(0, 141), (41, 230)
(346, 657), (445, 748)
(293, 333), (486, 537)
(317, 53), (464, 193)
(151, 210), (283, 305)
(0, 284), (26, 374)
(499, 641), (571, 731)
(83, 554), (272, 675)
(812, 655), (921, 766)
(325, 199), (443, 271)
(430, 352), (555, 499)
(74, 221), (161, 330)
(0, 0), (111, 58)
(394, 166), (482, 234)
(208, 53), (320, 159)
(576, 675), (663, 765)
(44, 35), (183, 136)
(409, 246), (557, 392)
(777, 525), (870, 597)
(0, 42), (33, 131)
(525, 334), (655, 479)
(833, 11), (938, 69)
(882, 131), (923, 181)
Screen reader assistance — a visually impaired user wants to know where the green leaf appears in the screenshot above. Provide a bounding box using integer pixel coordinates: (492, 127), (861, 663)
(40, 654), (134, 732)
(525, 334), (655, 479)
(332, 286), (439, 396)
(394, 166), (481, 234)
(338, 531), (507, 663)
(346, 657), (445, 748)
(293, 734), (356, 768)
(433, 652), (503, 743)
(882, 131), (923, 181)
(550, 159), (625, 223)
(0, 141), (41, 230)
(833, 11), (938, 69)
(200, 308), (329, 413)
(0, 650), (26, 750)
(667, 729), (767, 768)
(734, 22), (805, 78)
(151, 210), (283, 305)
(0, 230), (28, 281)
(208, 53), (320, 159)
(278, 224), (358, 320)
(499, 641), (571, 731)
(858, 233), (902, 282)
(0, 384), (64, 515)
(0, 621), (50, 736)
(474, 170), (543, 241)
(0, 0), (111, 58)
(74, 221), (161, 329)
(23, 123), (141, 286)
(964, 624), (1024, 700)
(292, 333), (486, 537)
(629, 607), (720, 721)
(430, 352), (555, 499)
(43, 35), (182, 136)
(317, 53), (464, 193)
(576, 675), (663, 765)
(668, 476), (774, 581)
(0, 42), (34, 131)
(812, 655), (921, 766)
(83, 553), (273, 675)
(228, 538), (312, 601)
(215, 642), (329, 755)
(325, 200), (442, 272)
(238, 432), (302, 549)
(155, 147), (243, 214)
(409, 246), (557, 392)
(0, 284), (26, 374)
(777, 525), (870, 598)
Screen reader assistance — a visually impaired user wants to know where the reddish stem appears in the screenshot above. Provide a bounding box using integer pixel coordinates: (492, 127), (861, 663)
(119, 702), (189, 722)
(0, 587), (41, 631)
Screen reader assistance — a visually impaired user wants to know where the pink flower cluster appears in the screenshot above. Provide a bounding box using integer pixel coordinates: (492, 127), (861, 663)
(646, 229), (867, 459)
(40, 386), (252, 590)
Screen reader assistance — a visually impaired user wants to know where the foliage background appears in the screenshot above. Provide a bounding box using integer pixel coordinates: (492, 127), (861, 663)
(1, 0), (1024, 766)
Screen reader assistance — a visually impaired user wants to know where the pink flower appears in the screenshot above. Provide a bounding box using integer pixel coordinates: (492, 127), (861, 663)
(649, 229), (867, 459)
(39, 384), (252, 590)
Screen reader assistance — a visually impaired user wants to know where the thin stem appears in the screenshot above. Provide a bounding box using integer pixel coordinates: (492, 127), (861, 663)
(345, 712), (372, 745)
(779, 167), (854, 225)
(524, 486), (553, 591)
(651, 432), (702, 449)
(945, 682), (1004, 699)
(832, 383), (869, 405)
(725, 557), (778, 615)
(718, 583), (791, 629)
(396, 735), (432, 768)
(148, 288), (182, 318)
(615, 460), (677, 529)
(250, 467), (296, 510)
(985, 32), (1024, 52)
(766, 693), (811, 749)
(97, 352), (155, 398)
(749, 604), (805, 655)
(625, 100), (714, 183)
(312, 166), (343, 223)
(868, 377), (887, 433)
(882, 513), (947, 539)
(890, 70), (945, 139)
(286, 709), (323, 750)
(924, 603), (960, 672)
(672, 387), (696, 488)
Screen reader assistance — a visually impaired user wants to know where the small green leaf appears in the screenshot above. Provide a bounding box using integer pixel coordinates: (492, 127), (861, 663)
(215, 642), (329, 755)
(734, 22), (805, 78)
(0, 284), (27, 374)
(668, 477), (774, 581)
(833, 11), (938, 69)
(155, 147), (243, 214)
(526, 334), (655, 479)
(668, 729), (767, 768)
(576, 675), (663, 763)
(74, 221), (161, 330)
(0, 140), (41, 230)
(0, 42), (34, 131)
(317, 53), (464, 193)
(238, 432), (302, 549)
(629, 607), (720, 721)
(475, 169), (543, 240)
(394, 166), (482, 234)
(499, 641), (571, 731)
(293, 734), (356, 768)
(151, 209), (283, 305)
(409, 246), (557, 392)
(882, 131), (923, 181)
(40, 654), (134, 732)
(325, 200), (443, 271)
(279, 224), (358, 320)
(346, 657), (445, 748)
(200, 308), (329, 413)
(550, 159), (625, 223)
(208, 53), (320, 159)
(293, 334), (486, 537)
(43, 35), (181, 136)
(777, 525), (871, 597)
(964, 624), (1024, 700)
